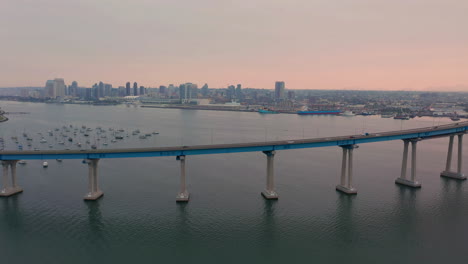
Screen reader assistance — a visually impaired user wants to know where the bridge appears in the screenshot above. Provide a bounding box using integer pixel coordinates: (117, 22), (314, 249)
(1, 121), (467, 201)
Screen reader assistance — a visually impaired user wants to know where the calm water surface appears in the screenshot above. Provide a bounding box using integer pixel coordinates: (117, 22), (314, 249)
(1, 101), (467, 263)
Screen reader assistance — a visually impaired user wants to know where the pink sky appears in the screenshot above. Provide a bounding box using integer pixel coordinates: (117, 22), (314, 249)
(1, 0), (467, 90)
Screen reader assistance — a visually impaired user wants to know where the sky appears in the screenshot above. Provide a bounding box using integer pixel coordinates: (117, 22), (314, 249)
(1, 0), (468, 90)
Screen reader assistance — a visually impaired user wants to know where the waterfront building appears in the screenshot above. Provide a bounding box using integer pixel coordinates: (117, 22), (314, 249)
(236, 84), (243, 101)
(98, 82), (104, 98)
(69, 81), (78, 97)
(126, 82), (131, 96)
(179, 83), (193, 103)
(275, 81), (285, 100)
(133, 82), (138, 96)
(44, 78), (66, 99)
(104, 84), (112, 97)
(159, 85), (167, 95)
(140, 86), (145, 96)
(201, 83), (208, 96)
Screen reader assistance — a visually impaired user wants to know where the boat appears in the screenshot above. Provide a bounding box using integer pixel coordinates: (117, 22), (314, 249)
(115, 135), (124, 139)
(40, 138), (47, 143)
(103, 142), (108, 146)
(258, 108), (278, 114)
(111, 139), (117, 143)
(297, 110), (341, 115)
(139, 135), (146, 139)
(341, 110), (355, 116)
(42, 162), (48, 168)
(18, 160), (27, 165)
(381, 114), (394, 118)
(68, 137), (73, 142)
(58, 141), (65, 145)
(152, 131), (159, 135)
(76, 142), (81, 147)
(48, 144), (53, 148)
(56, 159), (62, 162)
(451, 112), (461, 121)
(394, 114), (410, 120)
(91, 144), (97, 149)
(145, 133), (152, 137)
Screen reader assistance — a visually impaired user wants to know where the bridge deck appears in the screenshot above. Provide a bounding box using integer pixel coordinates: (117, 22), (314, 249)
(1, 121), (467, 160)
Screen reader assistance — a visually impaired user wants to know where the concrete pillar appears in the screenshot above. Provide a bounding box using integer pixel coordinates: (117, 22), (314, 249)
(347, 147), (354, 189)
(176, 155), (189, 202)
(261, 151), (278, 199)
(10, 160), (18, 188)
(411, 140), (417, 182)
(457, 134), (463, 174)
(0, 160), (23, 197)
(441, 133), (466, 180)
(1, 161), (10, 195)
(84, 159), (103, 201)
(400, 140), (409, 180)
(340, 148), (348, 186)
(336, 145), (358, 194)
(395, 139), (421, 187)
(445, 135), (454, 171)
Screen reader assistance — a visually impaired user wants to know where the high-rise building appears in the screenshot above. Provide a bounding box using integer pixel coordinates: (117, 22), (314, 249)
(179, 83), (192, 103)
(118, 86), (126, 97)
(104, 84), (112, 97)
(227, 85), (236, 100)
(92, 83), (99, 99)
(159, 85), (167, 95)
(236, 84), (242, 101)
(44, 78), (66, 99)
(201, 83), (208, 96)
(133, 82), (138, 96)
(45, 80), (54, 98)
(69, 81), (78, 97)
(98, 82), (104, 98)
(139, 86), (145, 96)
(126, 82), (131, 96)
(275, 81), (285, 100)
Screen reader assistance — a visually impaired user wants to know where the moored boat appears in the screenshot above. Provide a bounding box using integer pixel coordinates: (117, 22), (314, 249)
(297, 110), (341, 115)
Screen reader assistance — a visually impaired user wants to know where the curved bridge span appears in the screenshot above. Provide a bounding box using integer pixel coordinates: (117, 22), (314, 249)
(1, 121), (467, 201)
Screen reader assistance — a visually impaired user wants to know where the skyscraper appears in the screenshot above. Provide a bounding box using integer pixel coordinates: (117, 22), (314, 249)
(98, 81), (104, 98)
(179, 83), (192, 103)
(139, 86), (145, 96)
(126, 82), (131, 96)
(275, 81), (285, 100)
(45, 80), (54, 98)
(201, 83), (208, 96)
(44, 78), (66, 99)
(69, 81), (78, 97)
(133, 82), (138, 96)
(236, 84), (242, 101)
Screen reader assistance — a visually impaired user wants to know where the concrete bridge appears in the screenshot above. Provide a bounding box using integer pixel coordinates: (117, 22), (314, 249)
(1, 121), (467, 202)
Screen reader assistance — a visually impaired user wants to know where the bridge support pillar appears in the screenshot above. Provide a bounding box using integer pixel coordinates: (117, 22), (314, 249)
(396, 139), (421, 188)
(0, 160), (23, 197)
(261, 151), (278, 199)
(176, 155), (189, 202)
(84, 159), (103, 201)
(441, 133), (466, 180)
(336, 145), (358, 194)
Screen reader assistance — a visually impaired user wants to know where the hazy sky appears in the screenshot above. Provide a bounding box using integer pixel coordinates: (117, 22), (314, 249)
(1, 0), (467, 90)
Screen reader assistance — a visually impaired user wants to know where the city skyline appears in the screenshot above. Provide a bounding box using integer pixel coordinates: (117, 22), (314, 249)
(1, 0), (468, 91)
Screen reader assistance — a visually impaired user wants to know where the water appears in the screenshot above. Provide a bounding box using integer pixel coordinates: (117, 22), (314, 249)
(1, 101), (468, 263)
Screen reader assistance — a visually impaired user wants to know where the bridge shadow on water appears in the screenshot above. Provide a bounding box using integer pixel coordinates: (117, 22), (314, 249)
(0, 195), (22, 229)
(85, 200), (107, 246)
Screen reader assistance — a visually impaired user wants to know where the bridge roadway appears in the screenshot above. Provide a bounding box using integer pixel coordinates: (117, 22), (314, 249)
(1, 121), (467, 201)
(1, 121), (468, 160)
